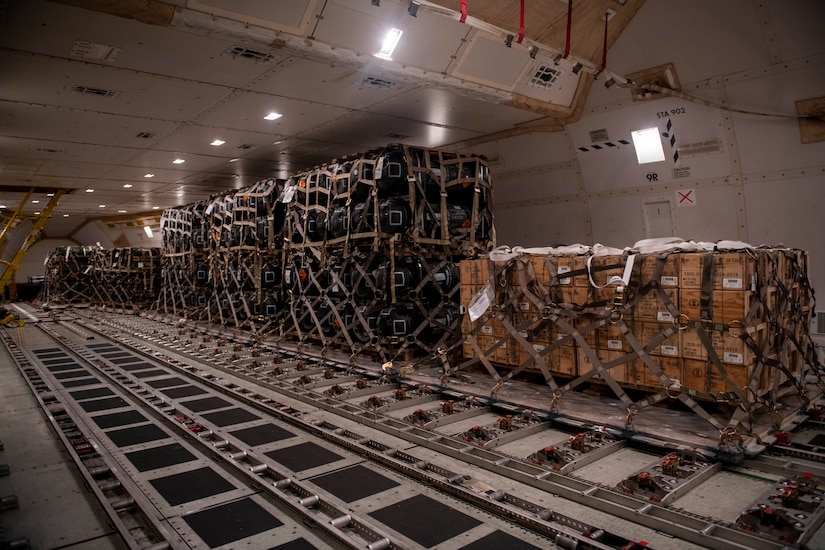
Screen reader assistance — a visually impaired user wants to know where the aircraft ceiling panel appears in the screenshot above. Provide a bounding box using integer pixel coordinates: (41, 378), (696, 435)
(188, 0), (320, 35)
(0, 103), (181, 149)
(195, 91), (350, 135)
(367, 88), (540, 134)
(246, 57), (419, 111)
(315, 0), (463, 74)
(298, 111), (480, 150)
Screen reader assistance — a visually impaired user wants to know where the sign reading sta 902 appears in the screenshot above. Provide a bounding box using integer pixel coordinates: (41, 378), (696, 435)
(657, 107), (686, 118)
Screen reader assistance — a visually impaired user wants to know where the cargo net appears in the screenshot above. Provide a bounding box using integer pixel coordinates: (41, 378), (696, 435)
(92, 248), (160, 309)
(40, 246), (99, 305)
(154, 144), (494, 359)
(452, 242), (821, 444)
(40, 246), (160, 308)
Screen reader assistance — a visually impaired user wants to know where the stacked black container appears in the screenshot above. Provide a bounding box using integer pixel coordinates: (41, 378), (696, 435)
(282, 143), (493, 360)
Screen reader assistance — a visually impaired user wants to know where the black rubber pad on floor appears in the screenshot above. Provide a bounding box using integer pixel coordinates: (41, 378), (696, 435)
(60, 377), (100, 388)
(125, 443), (197, 472)
(79, 396), (129, 412)
(100, 352), (133, 359)
(53, 369), (90, 380)
(47, 363), (82, 372)
(109, 356), (141, 365)
(265, 442), (343, 472)
(34, 352), (67, 359)
(180, 396), (232, 413)
(200, 408), (260, 427)
(120, 362), (156, 371)
(369, 494), (482, 548)
(184, 498), (283, 548)
(91, 410), (148, 429)
(69, 387), (115, 401)
(149, 467), (235, 506)
(132, 369), (170, 378)
(106, 424), (169, 447)
(268, 539), (319, 550)
(230, 424), (295, 447)
(146, 377), (188, 389)
(42, 358), (77, 366)
(458, 530), (542, 550)
(161, 386), (208, 399)
(87, 343), (117, 350)
(34, 348), (62, 354)
(308, 464), (399, 503)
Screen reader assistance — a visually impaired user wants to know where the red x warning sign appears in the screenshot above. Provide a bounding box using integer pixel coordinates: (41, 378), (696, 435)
(676, 189), (696, 207)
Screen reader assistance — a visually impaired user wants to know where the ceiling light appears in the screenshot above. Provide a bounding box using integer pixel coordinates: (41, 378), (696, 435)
(143, 173), (154, 178)
(152, 206), (160, 210)
(86, 188), (94, 192)
(34, 211), (40, 215)
(375, 28), (403, 60)
(47, 193), (55, 197)
(210, 139), (225, 146)
(144, 226), (154, 238)
(32, 200), (40, 204)
(0, 205), (6, 209)
(99, 204), (106, 208)
(173, 158), (185, 164)
(123, 184), (133, 188)
(63, 214), (69, 217)
(631, 128), (666, 164)
(264, 112), (282, 121)
(229, 158), (240, 163)
(118, 210), (127, 213)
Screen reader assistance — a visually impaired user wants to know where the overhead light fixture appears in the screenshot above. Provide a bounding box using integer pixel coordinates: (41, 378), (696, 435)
(118, 210), (127, 213)
(144, 225), (154, 238)
(99, 204), (106, 208)
(210, 139), (225, 146)
(631, 128), (666, 164)
(572, 62), (583, 74)
(32, 200), (40, 204)
(172, 158), (185, 164)
(123, 184), (133, 189)
(408, 1), (419, 17)
(229, 158), (240, 163)
(152, 206), (160, 210)
(63, 214), (69, 217)
(504, 34), (514, 48)
(264, 112), (282, 120)
(86, 188), (94, 192)
(47, 193), (55, 197)
(529, 45), (539, 59)
(0, 205), (6, 209)
(375, 27), (403, 60)
(143, 173), (154, 178)
(34, 211), (40, 215)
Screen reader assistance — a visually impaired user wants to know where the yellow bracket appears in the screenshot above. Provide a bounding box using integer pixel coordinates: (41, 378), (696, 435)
(0, 189), (65, 295)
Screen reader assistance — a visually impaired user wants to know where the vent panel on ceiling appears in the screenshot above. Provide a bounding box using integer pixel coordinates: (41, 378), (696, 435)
(71, 85), (120, 99)
(452, 34), (531, 90)
(224, 46), (277, 63)
(527, 65), (563, 90)
(361, 76), (399, 89)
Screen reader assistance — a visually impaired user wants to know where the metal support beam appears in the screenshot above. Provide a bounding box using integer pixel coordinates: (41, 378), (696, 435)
(0, 190), (65, 295)
(0, 188), (34, 242)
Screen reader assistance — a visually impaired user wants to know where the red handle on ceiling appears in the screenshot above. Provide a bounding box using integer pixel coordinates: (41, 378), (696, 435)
(460, 0), (467, 23)
(563, 0), (572, 58)
(517, 0), (525, 43)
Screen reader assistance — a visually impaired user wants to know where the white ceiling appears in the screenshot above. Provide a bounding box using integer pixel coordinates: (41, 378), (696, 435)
(0, 0), (642, 235)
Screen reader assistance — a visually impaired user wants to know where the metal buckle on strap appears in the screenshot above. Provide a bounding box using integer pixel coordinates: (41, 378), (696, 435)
(728, 320), (743, 338)
(674, 313), (690, 330)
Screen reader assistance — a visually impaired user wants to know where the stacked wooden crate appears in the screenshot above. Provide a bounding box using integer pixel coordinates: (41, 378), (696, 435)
(459, 246), (815, 403)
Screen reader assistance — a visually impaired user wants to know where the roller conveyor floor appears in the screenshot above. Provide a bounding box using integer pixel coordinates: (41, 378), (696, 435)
(2, 304), (825, 550)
